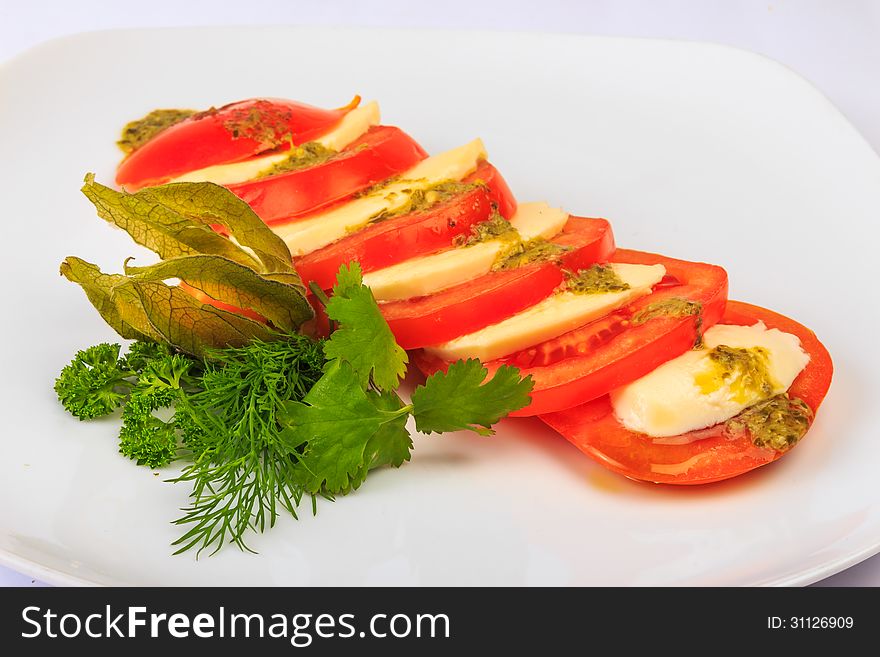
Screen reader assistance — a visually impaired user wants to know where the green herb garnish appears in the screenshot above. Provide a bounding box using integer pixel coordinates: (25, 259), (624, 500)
(57, 178), (534, 555)
(55, 343), (133, 420)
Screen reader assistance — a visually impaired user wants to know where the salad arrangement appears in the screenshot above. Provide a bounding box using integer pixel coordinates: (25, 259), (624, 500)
(57, 96), (832, 553)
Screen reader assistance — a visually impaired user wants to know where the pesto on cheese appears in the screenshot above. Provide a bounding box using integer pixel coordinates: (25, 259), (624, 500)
(565, 265), (630, 294)
(694, 345), (777, 403)
(370, 180), (478, 223)
(255, 142), (337, 178)
(494, 238), (569, 271)
(457, 212), (519, 247)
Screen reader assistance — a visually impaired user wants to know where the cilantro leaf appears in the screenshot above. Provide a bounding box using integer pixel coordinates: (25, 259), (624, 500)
(363, 390), (413, 470)
(412, 359), (534, 436)
(279, 361), (409, 495)
(322, 262), (407, 391)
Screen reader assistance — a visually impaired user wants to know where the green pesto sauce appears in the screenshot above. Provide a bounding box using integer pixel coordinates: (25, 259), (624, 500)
(357, 175), (402, 198)
(565, 265), (630, 294)
(457, 215), (574, 272)
(632, 297), (704, 346)
(371, 180), (478, 223)
(725, 394), (813, 452)
(255, 142), (337, 178)
(117, 109), (195, 154)
(456, 212), (519, 248)
(495, 238), (570, 271)
(222, 100), (294, 148)
(695, 345), (777, 403)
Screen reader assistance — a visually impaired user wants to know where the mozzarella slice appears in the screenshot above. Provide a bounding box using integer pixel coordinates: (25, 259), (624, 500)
(275, 138), (488, 256)
(168, 101), (381, 185)
(424, 263), (666, 362)
(611, 322), (810, 437)
(314, 100), (381, 151)
(365, 202), (569, 301)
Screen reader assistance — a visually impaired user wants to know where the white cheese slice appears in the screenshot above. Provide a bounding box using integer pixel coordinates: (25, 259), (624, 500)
(275, 138), (488, 256)
(168, 101), (381, 185)
(424, 263), (666, 362)
(611, 322), (811, 437)
(365, 201), (569, 301)
(315, 100), (381, 151)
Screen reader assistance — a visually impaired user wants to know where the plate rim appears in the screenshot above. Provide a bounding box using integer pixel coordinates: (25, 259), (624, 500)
(2, 25), (878, 587)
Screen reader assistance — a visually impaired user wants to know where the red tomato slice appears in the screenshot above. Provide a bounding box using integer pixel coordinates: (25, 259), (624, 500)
(382, 216), (614, 349)
(117, 97), (358, 190)
(228, 125), (428, 225)
(470, 158), (516, 221)
(385, 265), (564, 349)
(412, 249), (729, 416)
(293, 161), (515, 290)
(539, 300), (833, 485)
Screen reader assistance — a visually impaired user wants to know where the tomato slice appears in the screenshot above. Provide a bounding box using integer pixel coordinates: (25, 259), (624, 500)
(382, 215), (614, 349)
(412, 249), (728, 416)
(470, 157), (516, 221)
(293, 161), (515, 290)
(228, 125), (428, 225)
(539, 301), (833, 485)
(117, 97), (357, 190)
(386, 264), (563, 349)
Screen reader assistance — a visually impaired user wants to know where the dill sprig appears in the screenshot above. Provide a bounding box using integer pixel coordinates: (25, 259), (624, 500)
(170, 335), (325, 556)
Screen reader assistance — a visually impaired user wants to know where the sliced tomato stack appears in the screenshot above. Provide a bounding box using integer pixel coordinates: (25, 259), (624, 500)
(383, 215), (615, 349)
(293, 161), (515, 290)
(117, 95), (832, 486)
(413, 248), (729, 414)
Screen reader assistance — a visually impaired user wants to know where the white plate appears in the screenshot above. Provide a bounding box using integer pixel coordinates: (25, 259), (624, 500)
(1, 27), (879, 587)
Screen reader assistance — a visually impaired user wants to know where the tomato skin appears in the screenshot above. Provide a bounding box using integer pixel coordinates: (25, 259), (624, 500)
(385, 264), (565, 349)
(412, 249), (729, 416)
(229, 125), (428, 225)
(473, 159), (517, 220)
(381, 215), (614, 349)
(539, 300), (833, 485)
(553, 216), (617, 271)
(293, 161), (514, 290)
(117, 98), (355, 190)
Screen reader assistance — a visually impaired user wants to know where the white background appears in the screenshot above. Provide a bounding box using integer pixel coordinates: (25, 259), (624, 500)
(1, 0), (878, 586)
